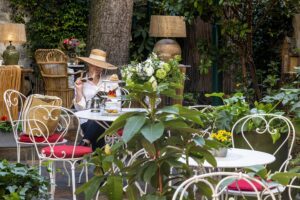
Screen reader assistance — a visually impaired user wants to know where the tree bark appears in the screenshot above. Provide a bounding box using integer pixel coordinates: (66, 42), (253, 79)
(87, 0), (133, 66)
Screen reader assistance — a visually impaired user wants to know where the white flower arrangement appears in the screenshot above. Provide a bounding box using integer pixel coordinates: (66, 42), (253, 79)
(121, 53), (183, 92)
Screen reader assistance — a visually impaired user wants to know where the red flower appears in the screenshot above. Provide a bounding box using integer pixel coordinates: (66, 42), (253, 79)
(1, 115), (8, 121)
(117, 129), (123, 136)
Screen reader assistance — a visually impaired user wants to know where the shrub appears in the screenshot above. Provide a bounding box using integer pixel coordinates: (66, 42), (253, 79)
(0, 160), (48, 200)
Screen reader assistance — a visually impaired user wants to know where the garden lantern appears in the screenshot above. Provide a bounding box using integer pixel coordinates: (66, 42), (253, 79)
(149, 15), (186, 62)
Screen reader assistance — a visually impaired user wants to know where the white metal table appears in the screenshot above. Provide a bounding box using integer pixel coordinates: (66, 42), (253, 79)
(179, 148), (276, 169)
(75, 108), (145, 129)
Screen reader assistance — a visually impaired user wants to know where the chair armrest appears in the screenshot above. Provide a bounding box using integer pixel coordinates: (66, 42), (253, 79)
(42, 74), (68, 78)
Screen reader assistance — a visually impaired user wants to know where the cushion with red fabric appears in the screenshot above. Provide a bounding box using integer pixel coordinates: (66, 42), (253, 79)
(19, 133), (63, 143)
(228, 179), (274, 191)
(41, 145), (92, 158)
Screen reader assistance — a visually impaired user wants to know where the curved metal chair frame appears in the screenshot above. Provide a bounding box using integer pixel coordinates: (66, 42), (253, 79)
(172, 172), (277, 200)
(4, 89), (33, 163)
(25, 105), (91, 200)
(230, 114), (296, 199)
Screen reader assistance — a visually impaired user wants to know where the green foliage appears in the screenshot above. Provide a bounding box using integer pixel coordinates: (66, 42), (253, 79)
(0, 160), (48, 200)
(77, 54), (221, 199)
(130, 1), (155, 61)
(8, 0), (89, 56)
(262, 68), (300, 119)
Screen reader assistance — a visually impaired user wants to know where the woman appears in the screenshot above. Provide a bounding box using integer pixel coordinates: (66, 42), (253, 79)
(74, 49), (119, 150)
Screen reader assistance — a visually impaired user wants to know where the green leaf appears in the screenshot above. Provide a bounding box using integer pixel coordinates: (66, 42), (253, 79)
(196, 182), (212, 197)
(76, 176), (104, 200)
(125, 185), (139, 200)
(193, 136), (205, 147)
(271, 172), (300, 185)
(143, 162), (157, 182)
(105, 111), (142, 135)
(270, 129), (281, 144)
(141, 122), (164, 143)
(102, 176), (123, 200)
(205, 92), (224, 98)
(158, 106), (179, 114)
(142, 194), (166, 200)
(141, 138), (156, 157)
(123, 115), (146, 143)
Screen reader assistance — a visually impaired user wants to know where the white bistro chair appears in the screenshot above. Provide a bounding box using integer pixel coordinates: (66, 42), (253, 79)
(172, 172), (277, 200)
(4, 89), (32, 163)
(25, 105), (92, 200)
(229, 113), (296, 199)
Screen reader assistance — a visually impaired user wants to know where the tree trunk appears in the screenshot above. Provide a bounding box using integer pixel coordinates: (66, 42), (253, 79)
(87, 0), (133, 66)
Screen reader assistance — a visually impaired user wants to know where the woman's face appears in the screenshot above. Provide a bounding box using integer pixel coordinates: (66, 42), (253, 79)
(88, 65), (103, 77)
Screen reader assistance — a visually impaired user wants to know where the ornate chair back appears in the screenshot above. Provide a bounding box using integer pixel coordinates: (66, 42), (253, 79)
(4, 89), (27, 141)
(25, 105), (81, 160)
(231, 114), (295, 172)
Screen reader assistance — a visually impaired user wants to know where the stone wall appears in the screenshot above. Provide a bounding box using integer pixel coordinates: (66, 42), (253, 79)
(0, 0), (31, 67)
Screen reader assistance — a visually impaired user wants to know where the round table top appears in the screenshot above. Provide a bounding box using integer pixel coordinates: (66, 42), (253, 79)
(75, 108), (145, 122)
(179, 148), (276, 169)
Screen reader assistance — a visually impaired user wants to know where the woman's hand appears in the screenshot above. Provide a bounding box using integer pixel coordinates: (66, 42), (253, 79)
(75, 78), (84, 103)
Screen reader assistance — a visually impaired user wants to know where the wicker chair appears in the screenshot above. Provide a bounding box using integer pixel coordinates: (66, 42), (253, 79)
(35, 49), (81, 108)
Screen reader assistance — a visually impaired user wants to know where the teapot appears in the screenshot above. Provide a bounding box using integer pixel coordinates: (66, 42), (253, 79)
(87, 96), (102, 112)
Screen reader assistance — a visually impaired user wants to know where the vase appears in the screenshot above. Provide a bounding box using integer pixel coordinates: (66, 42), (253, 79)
(67, 52), (77, 65)
(210, 147), (228, 157)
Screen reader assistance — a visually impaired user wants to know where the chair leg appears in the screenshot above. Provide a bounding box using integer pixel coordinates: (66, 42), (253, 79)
(71, 162), (77, 200)
(31, 146), (36, 165)
(63, 161), (71, 186)
(78, 166), (85, 183)
(84, 160), (89, 182)
(48, 161), (56, 200)
(39, 160), (42, 175)
(16, 143), (20, 163)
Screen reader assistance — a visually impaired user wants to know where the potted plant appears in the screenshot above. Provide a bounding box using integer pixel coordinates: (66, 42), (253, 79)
(0, 160), (48, 200)
(209, 130), (232, 157)
(77, 53), (220, 200)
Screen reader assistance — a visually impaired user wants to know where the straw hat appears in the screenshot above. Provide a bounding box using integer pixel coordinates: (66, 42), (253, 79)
(77, 49), (117, 70)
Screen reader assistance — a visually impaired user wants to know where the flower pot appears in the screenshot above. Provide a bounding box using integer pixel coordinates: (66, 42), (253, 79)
(210, 147), (228, 157)
(233, 131), (288, 172)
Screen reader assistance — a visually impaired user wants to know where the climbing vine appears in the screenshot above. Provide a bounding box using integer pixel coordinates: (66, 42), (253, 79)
(8, 0), (89, 56)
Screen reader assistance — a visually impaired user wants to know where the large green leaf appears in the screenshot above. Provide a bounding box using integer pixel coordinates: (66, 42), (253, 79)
(143, 162), (158, 182)
(102, 176), (123, 200)
(271, 172), (300, 185)
(76, 176), (105, 200)
(123, 115), (146, 143)
(157, 106), (179, 114)
(105, 111), (142, 135)
(141, 122), (164, 143)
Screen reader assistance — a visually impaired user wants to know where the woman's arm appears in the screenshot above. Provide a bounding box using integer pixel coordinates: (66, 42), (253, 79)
(74, 78), (86, 110)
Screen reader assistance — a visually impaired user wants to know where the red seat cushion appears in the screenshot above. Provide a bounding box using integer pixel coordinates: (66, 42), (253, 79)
(19, 133), (63, 143)
(228, 179), (274, 191)
(41, 145), (92, 158)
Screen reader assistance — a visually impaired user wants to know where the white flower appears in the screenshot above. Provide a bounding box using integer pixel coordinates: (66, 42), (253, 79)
(144, 66), (154, 77)
(149, 76), (157, 91)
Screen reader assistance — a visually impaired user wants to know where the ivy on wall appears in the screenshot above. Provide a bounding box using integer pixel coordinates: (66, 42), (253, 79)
(8, 0), (89, 56)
